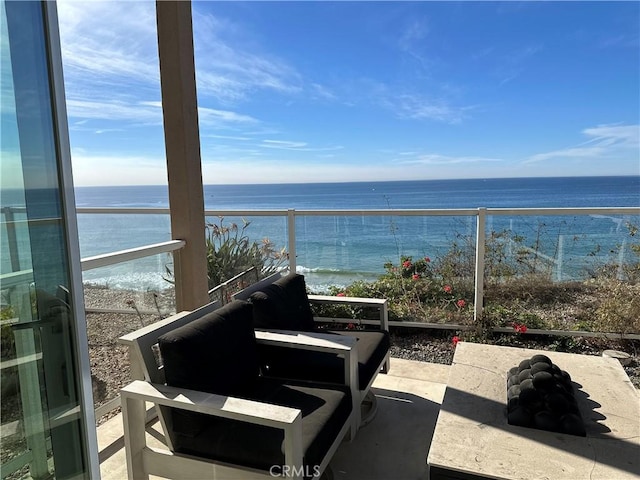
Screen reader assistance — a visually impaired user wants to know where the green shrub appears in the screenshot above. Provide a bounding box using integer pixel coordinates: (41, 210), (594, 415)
(205, 217), (287, 290)
(594, 280), (640, 334)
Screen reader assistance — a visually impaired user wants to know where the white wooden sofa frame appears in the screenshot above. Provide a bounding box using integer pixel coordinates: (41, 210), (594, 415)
(232, 272), (390, 430)
(117, 301), (359, 480)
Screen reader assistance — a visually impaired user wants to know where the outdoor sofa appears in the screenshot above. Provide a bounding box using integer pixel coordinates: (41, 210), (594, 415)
(118, 300), (358, 480)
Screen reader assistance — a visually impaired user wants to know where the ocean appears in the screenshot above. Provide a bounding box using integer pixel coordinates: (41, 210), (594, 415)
(68, 176), (640, 292)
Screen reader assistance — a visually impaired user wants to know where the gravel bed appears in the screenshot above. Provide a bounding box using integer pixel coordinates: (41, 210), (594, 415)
(390, 328), (640, 389)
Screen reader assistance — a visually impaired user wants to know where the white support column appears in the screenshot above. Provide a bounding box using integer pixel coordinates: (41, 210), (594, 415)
(156, 0), (209, 311)
(474, 208), (486, 324)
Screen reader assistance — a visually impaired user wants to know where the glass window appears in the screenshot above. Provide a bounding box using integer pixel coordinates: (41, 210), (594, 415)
(1, 1), (93, 478)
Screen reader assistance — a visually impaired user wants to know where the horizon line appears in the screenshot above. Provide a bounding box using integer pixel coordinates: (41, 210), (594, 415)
(73, 174), (640, 189)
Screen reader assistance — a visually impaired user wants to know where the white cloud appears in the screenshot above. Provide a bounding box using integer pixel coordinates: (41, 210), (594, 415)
(56, 1), (291, 131)
(581, 124), (639, 148)
(260, 140), (344, 152)
(401, 154), (504, 165)
(310, 83), (337, 101)
(362, 80), (474, 124)
(198, 107), (258, 126)
(394, 94), (473, 123)
(525, 124), (639, 164)
(192, 7), (302, 102)
(398, 18), (429, 53)
(57, 1), (159, 88)
(70, 151), (167, 186)
(66, 98), (162, 124)
(199, 157), (519, 186)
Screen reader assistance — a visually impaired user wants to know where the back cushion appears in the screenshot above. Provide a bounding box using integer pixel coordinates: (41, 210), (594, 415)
(158, 300), (259, 397)
(250, 273), (316, 331)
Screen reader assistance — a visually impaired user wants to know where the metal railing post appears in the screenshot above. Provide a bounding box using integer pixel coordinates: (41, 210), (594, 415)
(287, 209), (297, 274)
(474, 208), (486, 324)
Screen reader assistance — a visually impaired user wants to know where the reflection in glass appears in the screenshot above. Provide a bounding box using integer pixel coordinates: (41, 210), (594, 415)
(1, 1), (91, 478)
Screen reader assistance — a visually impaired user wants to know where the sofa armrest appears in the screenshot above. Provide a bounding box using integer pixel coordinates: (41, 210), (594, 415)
(308, 295), (389, 332)
(121, 380), (301, 427)
(255, 329), (358, 390)
(255, 328), (356, 352)
(120, 380), (304, 474)
(254, 329), (360, 434)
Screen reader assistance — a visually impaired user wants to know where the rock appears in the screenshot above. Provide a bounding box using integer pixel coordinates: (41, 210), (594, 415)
(602, 350), (632, 366)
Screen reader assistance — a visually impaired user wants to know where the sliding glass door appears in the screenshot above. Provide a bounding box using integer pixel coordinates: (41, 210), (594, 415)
(1, 1), (97, 478)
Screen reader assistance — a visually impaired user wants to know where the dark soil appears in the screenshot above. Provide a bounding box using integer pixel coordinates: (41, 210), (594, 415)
(390, 328), (640, 389)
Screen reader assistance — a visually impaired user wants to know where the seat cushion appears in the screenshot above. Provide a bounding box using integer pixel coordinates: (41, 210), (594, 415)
(171, 377), (351, 474)
(250, 273), (316, 331)
(158, 300), (259, 397)
(158, 300), (259, 438)
(259, 329), (390, 391)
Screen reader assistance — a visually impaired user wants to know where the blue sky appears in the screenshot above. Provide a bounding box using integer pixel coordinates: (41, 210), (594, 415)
(56, 1), (640, 186)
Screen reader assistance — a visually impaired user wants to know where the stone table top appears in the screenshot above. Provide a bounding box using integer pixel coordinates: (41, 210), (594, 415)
(427, 342), (640, 479)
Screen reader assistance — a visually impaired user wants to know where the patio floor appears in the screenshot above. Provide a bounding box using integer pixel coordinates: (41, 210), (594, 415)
(97, 358), (450, 480)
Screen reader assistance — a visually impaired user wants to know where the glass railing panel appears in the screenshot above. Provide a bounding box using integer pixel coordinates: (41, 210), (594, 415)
(483, 213), (640, 334)
(82, 255), (176, 421)
(295, 214), (476, 325)
(203, 215), (289, 296)
(76, 213), (171, 257)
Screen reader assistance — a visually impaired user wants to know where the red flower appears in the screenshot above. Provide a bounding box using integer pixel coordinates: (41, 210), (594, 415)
(412, 273), (420, 280)
(347, 323), (355, 330)
(336, 292), (346, 297)
(443, 285), (452, 293)
(456, 299), (466, 308)
(513, 323), (528, 334)
(402, 260), (412, 268)
(424, 257), (431, 263)
(452, 336), (460, 346)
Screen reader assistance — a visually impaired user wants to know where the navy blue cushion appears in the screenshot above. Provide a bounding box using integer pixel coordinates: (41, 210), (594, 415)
(250, 273), (316, 331)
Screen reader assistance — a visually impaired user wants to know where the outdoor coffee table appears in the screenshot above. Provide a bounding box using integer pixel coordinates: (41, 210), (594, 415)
(427, 342), (639, 480)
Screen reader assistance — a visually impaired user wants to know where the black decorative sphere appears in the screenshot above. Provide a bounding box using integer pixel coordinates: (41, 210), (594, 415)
(530, 354), (552, 365)
(531, 361), (552, 375)
(518, 368), (533, 383)
(518, 359), (532, 371)
(507, 355), (585, 437)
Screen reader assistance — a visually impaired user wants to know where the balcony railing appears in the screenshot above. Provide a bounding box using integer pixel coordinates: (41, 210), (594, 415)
(2, 205), (639, 424)
(77, 206), (640, 317)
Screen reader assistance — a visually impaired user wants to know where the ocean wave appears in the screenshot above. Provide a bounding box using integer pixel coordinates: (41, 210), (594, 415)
(83, 272), (171, 292)
(296, 265), (341, 274)
(295, 265), (381, 276)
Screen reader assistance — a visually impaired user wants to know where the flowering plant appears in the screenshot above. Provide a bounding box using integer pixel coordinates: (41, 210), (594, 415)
(384, 255), (435, 279)
(512, 322), (528, 334)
